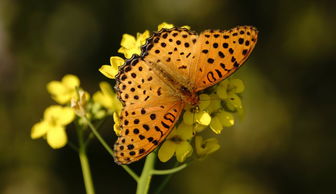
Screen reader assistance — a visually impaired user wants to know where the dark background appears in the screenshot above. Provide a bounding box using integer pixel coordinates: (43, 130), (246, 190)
(1, 0), (336, 193)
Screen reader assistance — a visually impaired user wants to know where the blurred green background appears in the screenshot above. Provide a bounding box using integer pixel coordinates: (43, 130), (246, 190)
(1, 0), (336, 193)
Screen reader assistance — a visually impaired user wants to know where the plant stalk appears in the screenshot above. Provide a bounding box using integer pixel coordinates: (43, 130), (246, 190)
(78, 128), (95, 194)
(136, 153), (156, 194)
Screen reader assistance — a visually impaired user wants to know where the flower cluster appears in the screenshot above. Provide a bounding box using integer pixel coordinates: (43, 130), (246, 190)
(158, 78), (244, 162)
(99, 22), (245, 163)
(31, 74), (121, 149)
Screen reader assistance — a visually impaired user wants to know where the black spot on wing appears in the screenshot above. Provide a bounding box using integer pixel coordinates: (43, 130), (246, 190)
(207, 71), (216, 83)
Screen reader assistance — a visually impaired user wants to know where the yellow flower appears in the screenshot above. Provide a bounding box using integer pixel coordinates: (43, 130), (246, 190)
(183, 95), (211, 127)
(206, 94), (222, 114)
(31, 105), (75, 149)
(157, 22), (174, 30)
(195, 136), (220, 158)
(210, 111), (234, 134)
(71, 89), (87, 117)
(157, 22), (191, 31)
(228, 78), (245, 94)
(90, 103), (106, 120)
(216, 79), (230, 99)
(225, 93), (243, 112)
(47, 74), (80, 104)
(113, 112), (121, 136)
(93, 81), (122, 114)
(215, 78), (245, 113)
(195, 111), (211, 126)
(118, 30), (150, 58)
(182, 110), (194, 125)
(99, 56), (124, 79)
(181, 25), (191, 30)
(158, 123), (193, 163)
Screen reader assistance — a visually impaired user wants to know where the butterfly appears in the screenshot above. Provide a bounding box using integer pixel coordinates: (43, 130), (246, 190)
(113, 26), (258, 164)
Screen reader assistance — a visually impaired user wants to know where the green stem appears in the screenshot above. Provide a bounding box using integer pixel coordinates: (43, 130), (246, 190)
(78, 128), (95, 194)
(84, 116), (107, 146)
(136, 153), (156, 194)
(151, 163), (187, 175)
(82, 116), (139, 182)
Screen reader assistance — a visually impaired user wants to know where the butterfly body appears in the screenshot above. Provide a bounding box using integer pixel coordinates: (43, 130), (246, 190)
(114, 26), (258, 164)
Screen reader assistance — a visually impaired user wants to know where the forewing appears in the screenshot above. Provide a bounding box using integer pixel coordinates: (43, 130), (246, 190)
(141, 27), (199, 88)
(192, 26), (258, 91)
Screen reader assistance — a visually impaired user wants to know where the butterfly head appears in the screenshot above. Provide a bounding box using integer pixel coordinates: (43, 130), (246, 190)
(179, 86), (199, 106)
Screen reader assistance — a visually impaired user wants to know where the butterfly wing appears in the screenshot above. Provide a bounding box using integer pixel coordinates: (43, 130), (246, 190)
(141, 28), (199, 88)
(191, 26), (258, 91)
(113, 26), (258, 164)
(114, 56), (185, 164)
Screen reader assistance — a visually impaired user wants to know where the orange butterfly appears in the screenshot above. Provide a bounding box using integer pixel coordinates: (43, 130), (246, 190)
(114, 26), (258, 164)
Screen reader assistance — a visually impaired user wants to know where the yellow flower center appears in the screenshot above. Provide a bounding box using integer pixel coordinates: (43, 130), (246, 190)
(50, 116), (58, 126)
(170, 135), (183, 143)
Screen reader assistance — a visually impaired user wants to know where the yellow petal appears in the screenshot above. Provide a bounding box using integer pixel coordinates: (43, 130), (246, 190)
(181, 25), (191, 30)
(99, 65), (118, 79)
(158, 141), (177, 162)
(44, 105), (63, 121)
(62, 74), (80, 89)
(93, 91), (113, 110)
(206, 94), (222, 114)
(46, 81), (66, 96)
(57, 107), (75, 125)
(31, 120), (49, 139)
(100, 81), (114, 96)
(117, 47), (128, 56)
(44, 105), (75, 126)
(113, 112), (121, 135)
(183, 110), (194, 125)
(228, 78), (245, 93)
(217, 111), (234, 127)
(120, 33), (136, 49)
(110, 56), (124, 67)
(219, 79), (229, 88)
(113, 123), (121, 136)
(225, 93), (243, 111)
(194, 123), (207, 133)
(55, 93), (75, 105)
(93, 82), (122, 113)
(202, 138), (220, 154)
(46, 126), (67, 149)
(199, 94), (211, 110)
(175, 141), (192, 162)
(94, 109), (106, 119)
(195, 136), (220, 156)
(157, 22), (174, 31)
(112, 96), (122, 113)
(209, 116), (223, 134)
(46, 75), (79, 104)
(216, 84), (228, 100)
(195, 111), (211, 126)
(176, 123), (194, 140)
(137, 30), (150, 46)
(113, 112), (120, 124)
(120, 48), (140, 59)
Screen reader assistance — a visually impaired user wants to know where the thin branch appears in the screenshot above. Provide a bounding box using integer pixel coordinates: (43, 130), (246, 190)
(82, 116), (139, 182)
(151, 163), (188, 175)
